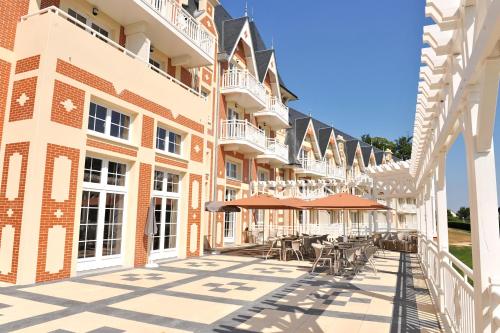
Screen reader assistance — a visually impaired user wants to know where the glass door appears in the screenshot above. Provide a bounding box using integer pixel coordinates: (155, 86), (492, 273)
(78, 157), (127, 271)
(224, 189), (237, 243)
(151, 170), (181, 260)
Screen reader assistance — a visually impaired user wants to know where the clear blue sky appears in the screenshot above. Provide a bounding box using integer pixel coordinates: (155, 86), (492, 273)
(220, 0), (500, 211)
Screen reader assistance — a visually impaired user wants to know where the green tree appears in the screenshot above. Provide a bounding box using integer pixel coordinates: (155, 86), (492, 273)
(456, 207), (470, 221)
(394, 136), (412, 160)
(361, 134), (412, 160)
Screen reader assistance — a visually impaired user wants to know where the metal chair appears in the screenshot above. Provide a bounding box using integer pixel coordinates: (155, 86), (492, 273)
(265, 238), (282, 260)
(311, 243), (333, 274)
(285, 239), (304, 261)
(344, 247), (362, 276)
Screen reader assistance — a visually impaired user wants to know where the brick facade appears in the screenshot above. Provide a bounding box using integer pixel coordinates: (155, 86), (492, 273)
(87, 138), (138, 157)
(141, 115), (154, 148)
(50, 80), (85, 129)
(0, 142), (30, 283)
(15, 55), (40, 74)
(9, 77), (37, 122)
(134, 163), (152, 266)
(0, 1), (29, 51)
(190, 135), (204, 162)
(187, 173), (202, 257)
(36, 144), (80, 282)
(0, 61), (12, 148)
(40, 0), (60, 9)
(155, 155), (188, 169)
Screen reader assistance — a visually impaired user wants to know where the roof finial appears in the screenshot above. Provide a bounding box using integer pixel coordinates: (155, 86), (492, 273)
(244, 0), (248, 17)
(271, 36), (274, 49)
(251, 6), (254, 21)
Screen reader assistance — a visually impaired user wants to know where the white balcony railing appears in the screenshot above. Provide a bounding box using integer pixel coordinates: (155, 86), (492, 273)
(142, 0), (214, 58)
(268, 97), (289, 124)
(264, 138), (288, 161)
(326, 164), (345, 179)
(298, 158), (327, 175)
(21, 6), (205, 99)
(222, 69), (269, 106)
(419, 237), (474, 333)
(219, 119), (266, 150)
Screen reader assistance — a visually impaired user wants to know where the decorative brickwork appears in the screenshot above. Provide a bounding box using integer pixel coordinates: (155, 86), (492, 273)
(141, 115), (154, 148)
(155, 155), (188, 169)
(187, 174), (202, 257)
(0, 61), (11, 147)
(0, 142), (30, 283)
(15, 55), (40, 74)
(40, 0), (60, 8)
(87, 138), (138, 157)
(201, 68), (213, 86)
(0, 1), (29, 50)
(56, 60), (204, 133)
(190, 135), (204, 163)
(50, 80), (85, 128)
(36, 144), (80, 282)
(134, 163), (151, 267)
(226, 178), (241, 187)
(9, 77), (37, 122)
(200, 16), (216, 35)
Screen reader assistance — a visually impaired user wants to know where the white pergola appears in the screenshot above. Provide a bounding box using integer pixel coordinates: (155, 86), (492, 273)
(384, 0), (500, 332)
(367, 161), (417, 199)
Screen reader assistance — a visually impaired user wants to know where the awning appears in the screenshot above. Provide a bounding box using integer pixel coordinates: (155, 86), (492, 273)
(303, 193), (391, 210)
(205, 201), (241, 212)
(223, 194), (304, 210)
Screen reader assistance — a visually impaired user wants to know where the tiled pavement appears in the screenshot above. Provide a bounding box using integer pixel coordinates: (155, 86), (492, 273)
(0, 252), (442, 332)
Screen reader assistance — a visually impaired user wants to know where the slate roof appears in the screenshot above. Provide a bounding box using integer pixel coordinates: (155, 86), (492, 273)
(345, 140), (361, 166)
(360, 145), (373, 167)
(255, 50), (273, 82)
(374, 151), (385, 165)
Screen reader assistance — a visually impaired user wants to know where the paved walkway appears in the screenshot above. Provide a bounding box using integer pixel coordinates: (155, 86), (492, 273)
(0, 252), (441, 332)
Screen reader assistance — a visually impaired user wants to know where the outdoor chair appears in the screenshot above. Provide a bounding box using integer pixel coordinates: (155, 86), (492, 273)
(363, 245), (378, 275)
(344, 247), (362, 276)
(285, 239), (304, 261)
(311, 243), (333, 274)
(265, 238), (282, 261)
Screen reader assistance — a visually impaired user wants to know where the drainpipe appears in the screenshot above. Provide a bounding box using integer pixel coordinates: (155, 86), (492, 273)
(210, 59), (222, 253)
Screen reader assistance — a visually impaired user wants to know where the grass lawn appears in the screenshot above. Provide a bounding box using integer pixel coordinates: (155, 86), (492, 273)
(449, 245), (473, 269)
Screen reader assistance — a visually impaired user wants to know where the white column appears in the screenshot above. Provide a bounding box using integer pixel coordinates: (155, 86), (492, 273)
(462, 85), (500, 333)
(124, 22), (151, 63)
(435, 154), (449, 313)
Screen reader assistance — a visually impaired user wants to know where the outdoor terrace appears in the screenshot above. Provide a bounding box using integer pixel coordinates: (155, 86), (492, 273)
(0, 252), (441, 332)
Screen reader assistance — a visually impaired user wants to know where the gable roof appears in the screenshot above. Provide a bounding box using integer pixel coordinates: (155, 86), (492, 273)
(360, 145), (374, 167)
(255, 50), (274, 82)
(374, 151), (385, 164)
(318, 127), (334, 156)
(345, 140), (362, 166)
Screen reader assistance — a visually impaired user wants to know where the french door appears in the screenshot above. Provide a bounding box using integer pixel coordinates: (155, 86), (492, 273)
(224, 189), (237, 243)
(78, 157), (127, 271)
(151, 170), (181, 259)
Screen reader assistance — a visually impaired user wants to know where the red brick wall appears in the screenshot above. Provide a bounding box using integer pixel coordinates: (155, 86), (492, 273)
(155, 155), (188, 169)
(40, 0), (60, 8)
(0, 142), (30, 283)
(56, 60), (204, 133)
(190, 135), (204, 162)
(141, 115), (154, 148)
(134, 163), (152, 266)
(0, 1), (29, 50)
(50, 80), (85, 128)
(87, 138), (138, 157)
(0, 61), (12, 148)
(180, 67), (192, 88)
(15, 55), (40, 74)
(187, 173), (202, 256)
(36, 144), (80, 282)
(119, 26), (126, 47)
(9, 77), (37, 122)
(201, 68), (212, 86)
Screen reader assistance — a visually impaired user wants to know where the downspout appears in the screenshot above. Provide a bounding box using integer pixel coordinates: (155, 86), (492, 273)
(210, 58), (222, 252)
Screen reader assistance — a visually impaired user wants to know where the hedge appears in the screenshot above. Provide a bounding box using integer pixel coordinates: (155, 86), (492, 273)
(448, 221), (471, 231)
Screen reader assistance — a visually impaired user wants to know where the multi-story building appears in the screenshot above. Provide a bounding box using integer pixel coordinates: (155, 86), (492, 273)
(0, 0), (415, 285)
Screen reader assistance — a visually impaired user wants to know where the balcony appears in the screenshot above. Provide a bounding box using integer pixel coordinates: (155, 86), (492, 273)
(325, 165), (345, 180)
(221, 70), (269, 110)
(219, 120), (266, 155)
(256, 139), (289, 165)
(254, 97), (289, 129)
(86, 0), (214, 67)
(296, 158), (326, 177)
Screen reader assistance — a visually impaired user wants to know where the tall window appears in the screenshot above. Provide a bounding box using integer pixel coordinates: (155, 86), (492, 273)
(79, 157), (127, 268)
(88, 102), (130, 141)
(226, 161), (238, 180)
(156, 127), (182, 155)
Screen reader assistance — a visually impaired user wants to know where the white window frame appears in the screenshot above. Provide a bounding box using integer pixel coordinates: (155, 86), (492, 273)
(88, 101), (131, 143)
(151, 169), (182, 259)
(156, 125), (183, 157)
(225, 160), (240, 180)
(224, 188), (237, 242)
(77, 156), (128, 271)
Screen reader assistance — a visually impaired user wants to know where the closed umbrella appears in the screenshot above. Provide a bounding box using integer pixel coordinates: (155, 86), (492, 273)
(145, 197), (159, 268)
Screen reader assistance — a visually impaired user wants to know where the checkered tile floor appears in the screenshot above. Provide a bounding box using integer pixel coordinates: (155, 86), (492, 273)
(0, 252), (441, 332)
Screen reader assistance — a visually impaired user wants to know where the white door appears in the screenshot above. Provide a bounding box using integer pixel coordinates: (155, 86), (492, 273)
(224, 189), (237, 243)
(151, 170), (181, 259)
(77, 157), (127, 271)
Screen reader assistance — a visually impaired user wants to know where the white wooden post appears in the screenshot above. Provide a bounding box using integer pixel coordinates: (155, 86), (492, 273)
(435, 154), (449, 313)
(462, 79), (500, 333)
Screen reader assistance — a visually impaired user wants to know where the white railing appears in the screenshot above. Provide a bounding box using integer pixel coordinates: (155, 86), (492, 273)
(298, 158), (327, 176)
(222, 69), (269, 106)
(419, 236), (475, 333)
(219, 119), (266, 150)
(264, 138), (288, 161)
(249, 223), (342, 238)
(354, 173), (372, 184)
(399, 203), (417, 213)
(326, 164), (346, 179)
(142, 0), (214, 58)
(21, 6), (205, 99)
(268, 97), (289, 124)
